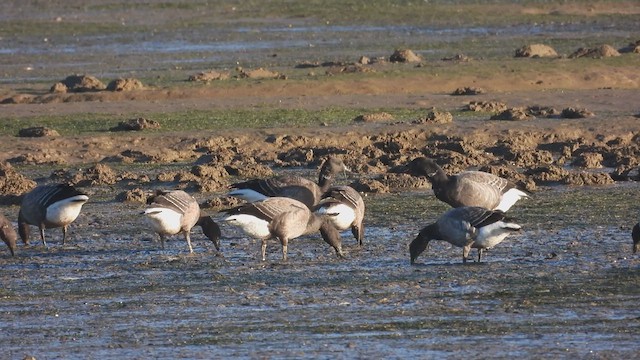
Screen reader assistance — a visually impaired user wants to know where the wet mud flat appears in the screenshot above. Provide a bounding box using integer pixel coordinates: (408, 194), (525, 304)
(2, 183), (639, 359)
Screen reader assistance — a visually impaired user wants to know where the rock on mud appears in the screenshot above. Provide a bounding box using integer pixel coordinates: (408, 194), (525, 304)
(452, 87), (485, 95)
(353, 112), (395, 123)
(110, 117), (161, 131)
(490, 107), (535, 121)
(0, 162), (36, 205)
(17, 126), (60, 137)
(515, 44), (558, 58)
(389, 49), (422, 63)
(52, 74), (106, 93)
(569, 45), (621, 58)
(106, 78), (144, 91)
(188, 71), (231, 82)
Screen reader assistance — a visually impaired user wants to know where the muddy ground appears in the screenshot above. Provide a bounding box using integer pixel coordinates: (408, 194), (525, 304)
(1, 1), (640, 359)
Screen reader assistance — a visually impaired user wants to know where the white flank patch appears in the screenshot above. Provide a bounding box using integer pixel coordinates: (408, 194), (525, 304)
(475, 221), (521, 249)
(45, 195), (89, 226)
(224, 214), (271, 239)
(495, 188), (528, 212)
(316, 203), (355, 231)
(227, 189), (269, 203)
(144, 207), (183, 235)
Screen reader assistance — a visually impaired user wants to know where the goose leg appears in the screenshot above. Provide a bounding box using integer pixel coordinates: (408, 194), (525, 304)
(462, 245), (471, 263)
(261, 239), (267, 261)
(62, 225), (68, 245)
(39, 225), (47, 247)
(184, 231), (194, 253)
(159, 234), (166, 249)
(281, 237), (288, 261)
(477, 249), (483, 263)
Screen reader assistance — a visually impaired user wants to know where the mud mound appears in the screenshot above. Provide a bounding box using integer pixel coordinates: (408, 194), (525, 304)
(466, 101), (508, 113)
(8, 150), (68, 165)
(561, 107), (595, 118)
(106, 78), (144, 92)
(17, 126), (60, 137)
(188, 70), (231, 82)
(569, 44), (620, 58)
(116, 188), (148, 203)
(413, 110), (453, 124)
(238, 67), (284, 79)
(389, 49), (421, 63)
(353, 112), (394, 123)
(52, 74), (106, 93)
(0, 162), (36, 205)
(515, 44), (558, 58)
(110, 118), (161, 131)
(490, 107), (535, 121)
(452, 87), (485, 95)
(573, 152), (603, 168)
(0, 94), (35, 104)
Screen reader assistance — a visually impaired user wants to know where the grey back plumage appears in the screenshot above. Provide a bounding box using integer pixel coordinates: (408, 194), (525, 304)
(229, 156), (348, 209)
(18, 183), (89, 246)
(405, 157), (528, 211)
(410, 206), (519, 264)
(225, 197), (344, 261)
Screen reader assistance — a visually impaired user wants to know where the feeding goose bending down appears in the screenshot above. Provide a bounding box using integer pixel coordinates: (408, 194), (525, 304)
(224, 197), (344, 261)
(143, 190), (221, 253)
(1, 214), (18, 256)
(632, 223), (640, 254)
(410, 206), (522, 264)
(404, 157), (529, 212)
(18, 184), (89, 247)
(314, 185), (365, 246)
(228, 156), (349, 209)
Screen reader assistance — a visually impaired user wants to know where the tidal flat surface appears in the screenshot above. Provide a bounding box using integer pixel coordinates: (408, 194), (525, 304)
(2, 183), (639, 359)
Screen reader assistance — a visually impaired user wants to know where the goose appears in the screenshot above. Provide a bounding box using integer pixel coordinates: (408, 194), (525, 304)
(404, 157), (529, 212)
(632, 223), (640, 254)
(143, 190), (221, 253)
(228, 156), (348, 209)
(224, 196), (344, 261)
(314, 185), (365, 246)
(18, 183), (89, 247)
(409, 206), (522, 264)
(1, 214), (17, 256)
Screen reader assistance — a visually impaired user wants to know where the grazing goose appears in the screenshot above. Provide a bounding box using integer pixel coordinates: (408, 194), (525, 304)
(409, 206), (522, 264)
(314, 185), (365, 246)
(1, 214), (18, 256)
(224, 196), (344, 261)
(18, 184), (89, 247)
(632, 223), (640, 254)
(143, 190), (221, 253)
(228, 156), (348, 209)
(404, 157), (529, 212)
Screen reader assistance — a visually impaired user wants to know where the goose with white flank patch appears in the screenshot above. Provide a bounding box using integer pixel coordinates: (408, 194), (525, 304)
(410, 206), (522, 264)
(143, 190), (221, 253)
(404, 157), (529, 212)
(224, 197), (344, 261)
(632, 223), (640, 254)
(314, 185), (365, 246)
(1, 214), (18, 256)
(18, 184), (89, 247)
(228, 156), (349, 209)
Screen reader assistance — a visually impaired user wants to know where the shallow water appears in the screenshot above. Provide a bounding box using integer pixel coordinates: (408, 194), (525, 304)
(2, 183), (639, 358)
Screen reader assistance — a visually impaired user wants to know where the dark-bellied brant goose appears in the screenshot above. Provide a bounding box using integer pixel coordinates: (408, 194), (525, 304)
(227, 156), (348, 209)
(314, 185), (365, 246)
(143, 190), (221, 253)
(224, 196), (344, 261)
(1, 214), (18, 256)
(632, 223), (640, 253)
(18, 183), (89, 247)
(404, 157), (529, 212)
(410, 206), (522, 264)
